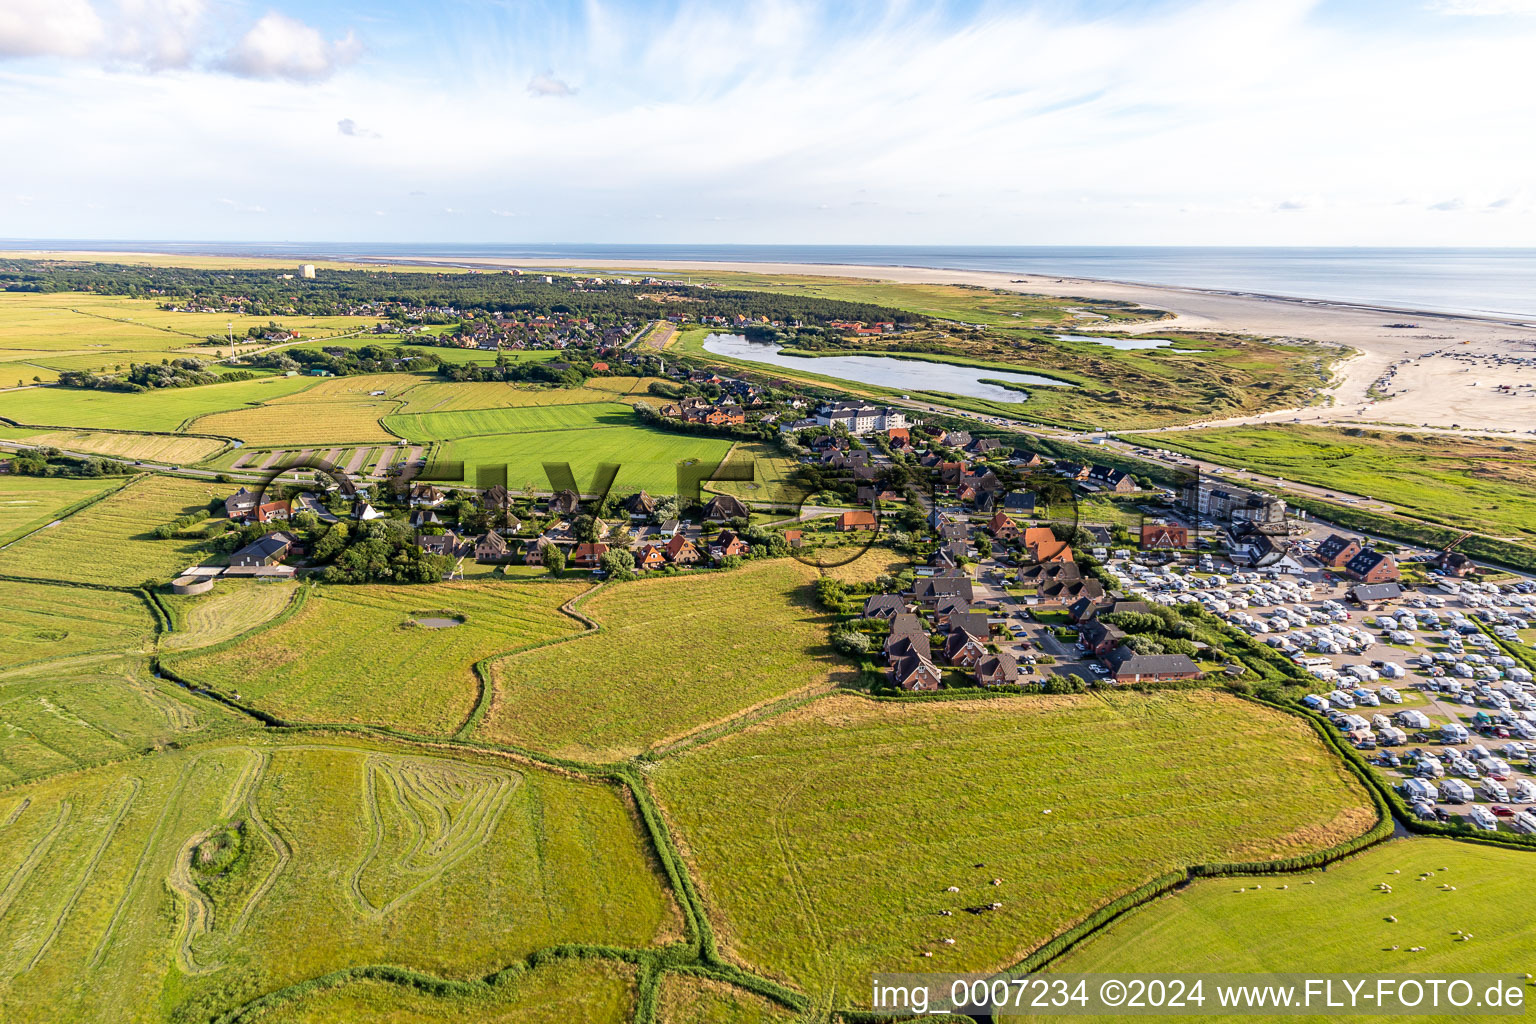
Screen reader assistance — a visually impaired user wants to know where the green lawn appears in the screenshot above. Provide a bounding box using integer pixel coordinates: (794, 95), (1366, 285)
(476, 560), (843, 761)
(0, 474), (224, 585)
(384, 401), (636, 441)
(1029, 838), (1536, 1023)
(1139, 425), (1536, 542)
(170, 581), (589, 736)
(651, 690), (1375, 1003)
(0, 736), (674, 1024)
(0, 580), (155, 669)
(0, 474), (123, 545)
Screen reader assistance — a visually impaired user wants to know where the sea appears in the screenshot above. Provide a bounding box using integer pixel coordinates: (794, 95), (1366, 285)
(8, 242), (1536, 320)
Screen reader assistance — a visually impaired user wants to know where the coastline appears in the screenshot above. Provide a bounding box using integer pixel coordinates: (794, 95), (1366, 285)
(11, 247), (1536, 433)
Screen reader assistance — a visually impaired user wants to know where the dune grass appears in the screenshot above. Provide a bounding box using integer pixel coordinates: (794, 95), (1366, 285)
(171, 581), (588, 735)
(651, 691), (1375, 1002)
(477, 560), (842, 761)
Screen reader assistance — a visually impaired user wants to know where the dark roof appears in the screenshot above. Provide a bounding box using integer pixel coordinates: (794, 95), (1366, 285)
(946, 612), (991, 640)
(1345, 548), (1394, 575)
(1003, 491), (1037, 511)
(1018, 562), (1082, 584)
(1351, 583), (1403, 602)
(1105, 645), (1200, 677)
(913, 577), (974, 602)
(1081, 621), (1127, 648)
(976, 653), (1020, 682)
(888, 612), (926, 641)
(1317, 533), (1359, 559)
(863, 594), (909, 618)
(702, 494), (750, 520)
(231, 534), (291, 563)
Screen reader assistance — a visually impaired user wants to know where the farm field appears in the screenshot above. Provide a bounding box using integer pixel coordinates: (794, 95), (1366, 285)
(1138, 424), (1536, 541)
(393, 380), (644, 413)
(0, 657), (252, 786)
(0, 736), (674, 1024)
(436, 420), (734, 495)
(0, 292), (376, 376)
(0, 474), (122, 544)
(261, 959), (637, 1023)
(188, 399), (402, 445)
(384, 401), (635, 441)
(657, 974), (797, 1024)
(0, 474), (222, 585)
(0, 373), (319, 432)
(0, 580), (155, 669)
(1029, 839), (1535, 1022)
(158, 579), (300, 652)
(477, 561), (841, 760)
(171, 581), (588, 735)
(5, 429), (225, 464)
(650, 691), (1375, 1001)
(706, 442), (803, 507)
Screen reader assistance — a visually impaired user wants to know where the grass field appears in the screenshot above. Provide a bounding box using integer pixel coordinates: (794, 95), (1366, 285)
(657, 974), (797, 1024)
(1139, 425), (1536, 541)
(393, 381), (646, 413)
(261, 959), (637, 1023)
(189, 399), (402, 445)
(172, 581), (588, 735)
(0, 474), (222, 585)
(7, 429), (225, 464)
(384, 401), (636, 441)
(706, 442), (803, 506)
(0, 580), (155, 669)
(0, 657), (252, 786)
(0, 374), (320, 432)
(159, 579), (300, 652)
(1030, 838), (1536, 1022)
(651, 691), (1375, 1001)
(477, 561), (842, 760)
(0, 735), (673, 1024)
(0, 475), (122, 545)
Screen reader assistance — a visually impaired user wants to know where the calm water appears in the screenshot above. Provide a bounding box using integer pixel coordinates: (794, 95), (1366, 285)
(701, 333), (1072, 403)
(11, 241), (1536, 319)
(1054, 333), (1173, 350)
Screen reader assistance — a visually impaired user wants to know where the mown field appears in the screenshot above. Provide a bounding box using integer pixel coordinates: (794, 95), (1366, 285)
(706, 442), (803, 507)
(189, 399), (402, 445)
(172, 581), (588, 735)
(0, 657), (252, 786)
(437, 420), (733, 496)
(0, 374), (319, 432)
(7, 429), (225, 464)
(1029, 839), (1535, 1023)
(0, 580), (155, 669)
(651, 691), (1375, 1001)
(0, 474), (222, 585)
(0, 736), (674, 1024)
(393, 380), (646, 413)
(261, 959), (637, 1023)
(159, 579), (300, 652)
(477, 561), (842, 760)
(1141, 424), (1536, 541)
(0, 474), (122, 545)
(384, 401), (635, 441)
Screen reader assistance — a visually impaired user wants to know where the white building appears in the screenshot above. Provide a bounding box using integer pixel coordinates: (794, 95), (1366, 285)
(813, 401), (908, 436)
(299, 264), (316, 279)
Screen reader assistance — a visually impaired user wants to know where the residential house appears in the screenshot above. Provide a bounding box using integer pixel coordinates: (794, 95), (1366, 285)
(572, 542), (609, 568)
(623, 491), (657, 519)
(889, 651), (942, 691)
(1054, 461), (1090, 481)
(1002, 491), (1038, 513)
(702, 494), (750, 522)
(475, 531), (513, 562)
(1103, 645), (1202, 683)
(1080, 620), (1128, 657)
(1012, 451), (1044, 468)
(665, 534), (702, 565)
(1037, 577), (1105, 609)
(1023, 526), (1073, 564)
(837, 510), (877, 531)
(863, 594), (911, 620)
(914, 576), (974, 607)
(1316, 533), (1363, 568)
(418, 531), (463, 557)
(783, 529), (804, 548)
(482, 484), (512, 510)
(932, 594), (972, 625)
(635, 543), (667, 571)
(224, 487), (260, 520)
(974, 653), (1021, 687)
(1140, 522), (1189, 549)
(409, 483), (444, 507)
(1349, 583), (1403, 609)
(987, 510), (1020, 542)
(969, 437), (1004, 455)
(229, 531), (297, 567)
(548, 489), (582, 516)
(946, 612), (991, 642)
(1088, 465), (1136, 493)
(942, 629), (988, 667)
(1017, 562), (1082, 586)
(352, 498), (384, 521)
(710, 530), (750, 560)
(523, 538), (552, 565)
(1345, 548), (1400, 584)
(254, 499), (291, 523)
(1435, 550), (1475, 577)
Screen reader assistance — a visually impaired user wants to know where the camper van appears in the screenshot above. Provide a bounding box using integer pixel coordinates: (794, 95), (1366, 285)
(1512, 810), (1536, 836)
(1438, 778), (1474, 803)
(1467, 805), (1499, 831)
(1440, 722), (1470, 744)
(1481, 778), (1510, 803)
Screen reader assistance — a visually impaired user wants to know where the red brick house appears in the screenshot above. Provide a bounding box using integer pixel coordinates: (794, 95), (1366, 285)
(942, 630), (988, 667)
(1140, 522), (1189, 549)
(890, 653), (941, 691)
(987, 510), (1020, 542)
(710, 530), (750, 559)
(665, 535), (702, 565)
(572, 541), (609, 568)
(1316, 533), (1362, 568)
(1345, 548), (1400, 584)
(974, 653), (1021, 687)
(838, 510), (877, 531)
(254, 499), (291, 523)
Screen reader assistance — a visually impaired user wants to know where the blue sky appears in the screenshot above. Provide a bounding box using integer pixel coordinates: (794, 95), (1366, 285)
(2, 0), (1534, 245)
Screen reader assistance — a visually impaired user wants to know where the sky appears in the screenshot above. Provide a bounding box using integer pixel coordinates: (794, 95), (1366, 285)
(2, 0), (1535, 246)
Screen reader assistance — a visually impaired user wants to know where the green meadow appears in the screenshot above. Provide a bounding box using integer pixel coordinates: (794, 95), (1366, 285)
(0, 373), (319, 432)
(0, 474), (123, 545)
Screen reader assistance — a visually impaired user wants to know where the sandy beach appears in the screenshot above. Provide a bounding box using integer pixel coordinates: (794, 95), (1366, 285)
(431, 255), (1536, 436)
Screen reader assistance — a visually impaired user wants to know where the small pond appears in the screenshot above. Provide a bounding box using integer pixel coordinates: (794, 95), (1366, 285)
(411, 617), (462, 629)
(1052, 333), (1174, 350)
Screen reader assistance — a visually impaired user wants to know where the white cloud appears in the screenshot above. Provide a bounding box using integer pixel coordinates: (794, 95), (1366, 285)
(1430, 0), (1536, 13)
(217, 197), (266, 213)
(109, 0), (206, 69)
(526, 72), (575, 97)
(0, 0), (104, 58)
(218, 12), (360, 82)
(337, 117), (379, 138)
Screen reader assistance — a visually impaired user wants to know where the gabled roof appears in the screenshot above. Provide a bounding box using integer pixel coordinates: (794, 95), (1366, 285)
(946, 612), (991, 640)
(702, 494), (750, 520)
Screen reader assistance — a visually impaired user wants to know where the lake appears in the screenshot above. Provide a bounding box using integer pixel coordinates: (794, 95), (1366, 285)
(1053, 333), (1173, 350)
(700, 334), (1072, 403)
